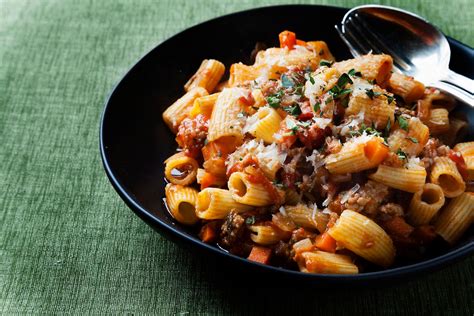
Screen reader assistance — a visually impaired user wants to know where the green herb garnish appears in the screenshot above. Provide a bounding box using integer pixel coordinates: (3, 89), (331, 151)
(397, 116), (409, 131)
(266, 90), (284, 108)
(283, 104), (302, 116)
(408, 137), (418, 143)
(397, 149), (408, 160)
(365, 89), (382, 99)
(319, 59), (333, 67)
(245, 216), (256, 225)
(313, 102), (321, 112)
(348, 68), (362, 77)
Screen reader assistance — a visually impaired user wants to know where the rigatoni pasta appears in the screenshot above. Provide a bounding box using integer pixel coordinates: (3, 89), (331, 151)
(407, 183), (445, 225)
(434, 192), (474, 244)
(161, 30), (472, 274)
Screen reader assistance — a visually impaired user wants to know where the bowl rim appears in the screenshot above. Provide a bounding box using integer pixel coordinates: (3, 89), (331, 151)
(99, 4), (474, 282)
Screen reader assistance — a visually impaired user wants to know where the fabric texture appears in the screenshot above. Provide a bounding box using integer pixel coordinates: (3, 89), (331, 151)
(1, 0), (473, 314)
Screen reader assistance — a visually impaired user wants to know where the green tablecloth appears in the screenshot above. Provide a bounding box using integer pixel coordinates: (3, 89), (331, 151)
(1, 0), (473, 314)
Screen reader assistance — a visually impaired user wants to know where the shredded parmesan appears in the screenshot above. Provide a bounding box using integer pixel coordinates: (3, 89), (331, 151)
(306, 149), (325, 170)
(351, 78), (374, 97)
(340, 183), (361, 204)
(312, 117), (332, 129)
(279, 206), (287, 217)
(226, 140), (287, 177)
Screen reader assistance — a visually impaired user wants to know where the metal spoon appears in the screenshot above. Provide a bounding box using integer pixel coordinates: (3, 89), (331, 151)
(335, 4), (474, 105)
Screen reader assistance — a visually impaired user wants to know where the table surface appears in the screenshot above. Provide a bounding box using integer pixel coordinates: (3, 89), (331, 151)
(1, 0), (473, 314)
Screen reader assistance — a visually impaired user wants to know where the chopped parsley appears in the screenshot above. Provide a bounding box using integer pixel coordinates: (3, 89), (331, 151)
(319, 59), (333, 67)
(266, 90), (284, 108)
(348, 68), (362, 77)
(309, 74), (315, 84)
(313, 101), (321, 112)
(397, 116), (409, 131)
(385, 94), (394, 104)
(408, 137), (418, 143)
(329, 73), (353, 99)
(365, 89), (382, 99)
(245, 216), (256, 225)
(294, 84), (305, 96)
(396, 149), (408, 160)
(349, 122), (381, 137)
(283, 104), (302, 116)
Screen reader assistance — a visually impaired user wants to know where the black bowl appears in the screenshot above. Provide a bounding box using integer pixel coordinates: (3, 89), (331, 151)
(100, 5), (474, 285)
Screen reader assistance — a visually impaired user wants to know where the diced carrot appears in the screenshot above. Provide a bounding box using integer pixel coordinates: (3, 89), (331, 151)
(364, 138), (389, 166)
(279, 30), (297, 50)
(382, 216), (414, 238)
(200, 172), (226, 190)
(296, 39), (306, 46)
(199, 223), (217, 243)
(315, 232), (337, 253)
(248, 246), (272, 265)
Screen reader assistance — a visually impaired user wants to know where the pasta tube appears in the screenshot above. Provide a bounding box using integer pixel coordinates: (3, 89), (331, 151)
(244, 106), (282, 143)
(189, 93), (220, 118)
(228, 172), (273, 206)
(439, 118), (468, 147)
(430, 157), (465, 198)
(184, 59), (225, 93)
(196, 188), (252, 220)
(434, 192), (474, 244)
(454, 141), (474, 158)
(284, 204), (328, 233)
(388, 73), (425, 103)
(207, 87), (248, 142)
(464, 156), (474, 181)
(333, 54), (393, 87)
(249, 225), (288, 245)
(325, 136), (388, 174)
(369, 164), (426, 193)
(407, 183), (445, 225)
(426, 108), (450, 135)
(163, 87), (208, 133)
(164, 153), (198, 185)
(328, 210), (395, 267)
(165, 184), (199, 225)
(346, 92), (394, 129)
(300, 251), (359, 274)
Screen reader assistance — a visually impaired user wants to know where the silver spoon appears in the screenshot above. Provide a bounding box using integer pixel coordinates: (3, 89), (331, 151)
(335, 4), (474, 105)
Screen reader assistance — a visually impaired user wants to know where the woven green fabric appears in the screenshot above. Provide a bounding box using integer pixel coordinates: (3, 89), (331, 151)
(1, 0), (473, 314)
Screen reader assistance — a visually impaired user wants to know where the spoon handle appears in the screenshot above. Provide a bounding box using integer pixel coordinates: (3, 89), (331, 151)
(430, 80), (474, 106)
(442, 70), (474, 95)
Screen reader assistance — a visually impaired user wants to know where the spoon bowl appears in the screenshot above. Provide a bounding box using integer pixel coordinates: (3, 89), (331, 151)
(336, 5), (474, 104)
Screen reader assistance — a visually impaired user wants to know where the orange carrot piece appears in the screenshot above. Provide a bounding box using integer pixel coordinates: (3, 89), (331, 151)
(315, 232), (337, 253)
(200, 172), (226, 190)
(199, 223), (217, 243)
(248, 246), (272, 264)
(296, 39), (306, 46)
(279, 30), (297, 50)
(364, 138), (389, 166)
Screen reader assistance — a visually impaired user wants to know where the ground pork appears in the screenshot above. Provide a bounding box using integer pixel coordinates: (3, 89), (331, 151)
(330, 180), (390, 217)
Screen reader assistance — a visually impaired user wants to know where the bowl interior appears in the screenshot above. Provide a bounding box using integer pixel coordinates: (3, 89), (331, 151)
(101, 5), (474, 281)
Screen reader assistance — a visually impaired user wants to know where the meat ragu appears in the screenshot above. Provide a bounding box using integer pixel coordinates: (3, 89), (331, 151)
(162, 30), (474, 274)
